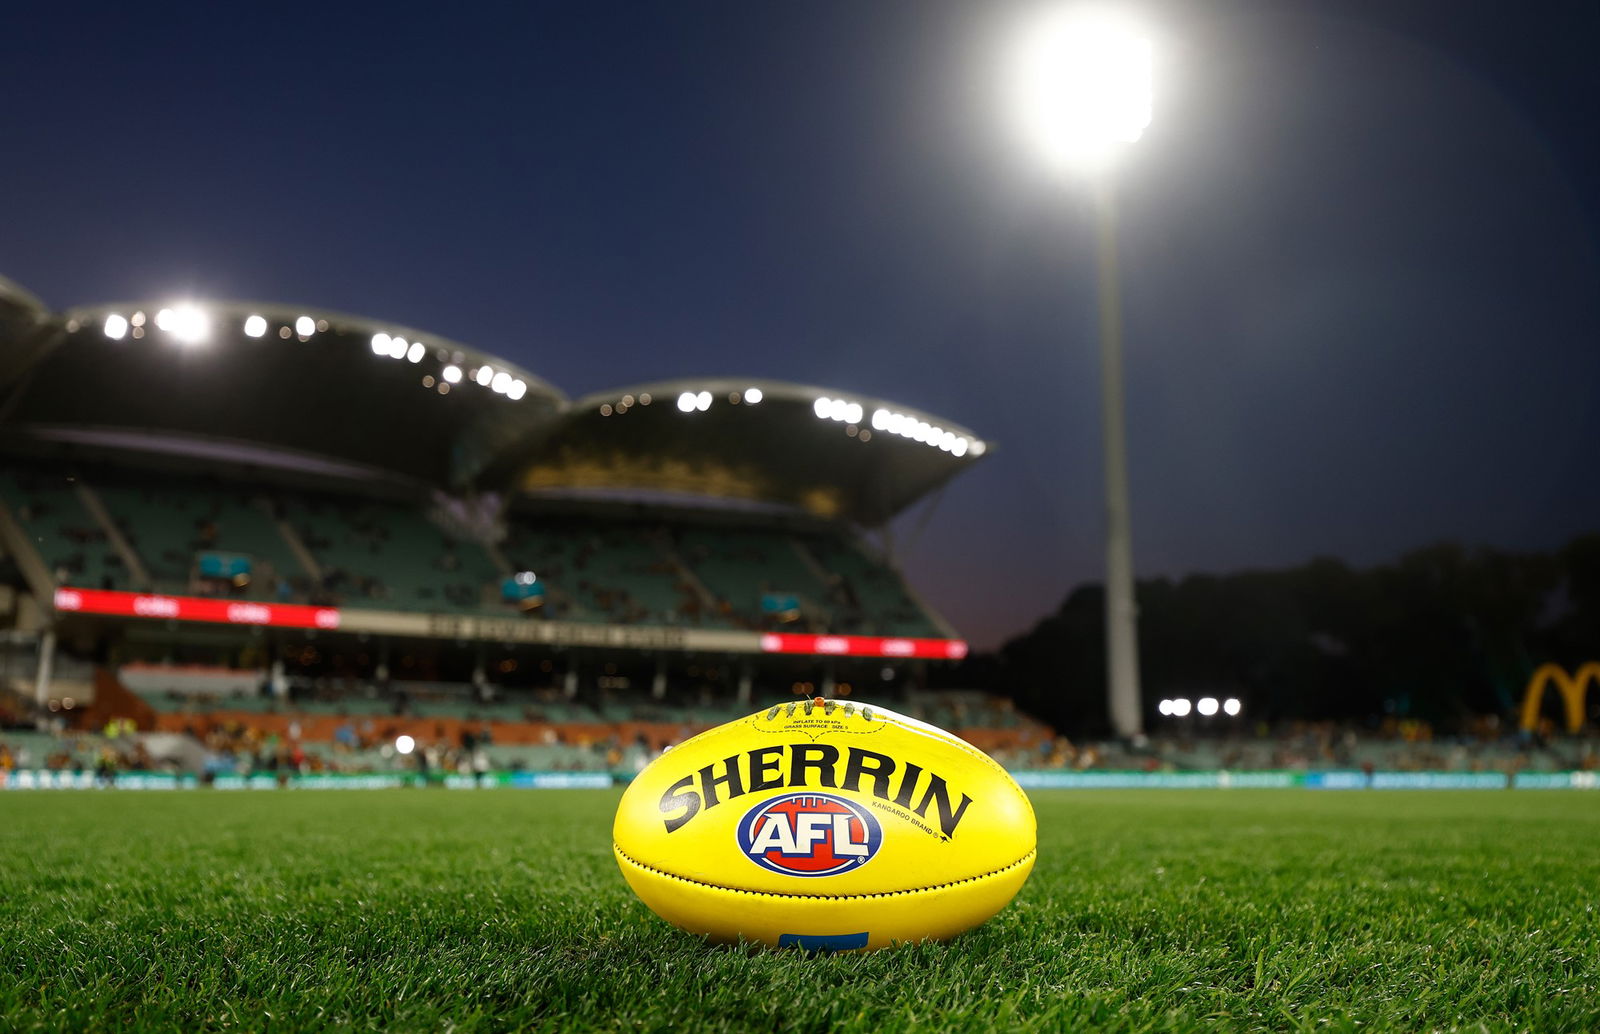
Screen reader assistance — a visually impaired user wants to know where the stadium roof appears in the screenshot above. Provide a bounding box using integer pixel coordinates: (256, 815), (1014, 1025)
(0, 285), (988, 525)
(488, 378), (987, 525)
(4, 299), (562, 489)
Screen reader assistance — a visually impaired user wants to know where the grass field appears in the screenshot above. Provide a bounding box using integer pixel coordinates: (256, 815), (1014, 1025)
(2, 790), (1597, 1033)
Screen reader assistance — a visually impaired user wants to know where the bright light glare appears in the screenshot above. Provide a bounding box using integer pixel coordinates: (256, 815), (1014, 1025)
(1157, 698), (1172, 716)
(744, 387), (763, 404)
(695, 390), (712, 411)
(243, 315), (267, 338)
(1224, 697), (1242, 716)
(677, 391), (697, 413)
(1170, 697), (1192, 717)
(371, 333), (391, 355)
(395, 734), (416, 755)
(1007, 9), (1153, 171)
(491, 371), (511, 393)
(1198, 696), (1219, 716)
(166, 304), (210, 344)
(103, 314), (128, 340)
(814, 397), (831, 419)
(406, 341), (425, 363)
(294, 315), (316, 337)
(508, 379), (527, 401)
(475, 366), (494, 386)
(442, 364), (462, 383)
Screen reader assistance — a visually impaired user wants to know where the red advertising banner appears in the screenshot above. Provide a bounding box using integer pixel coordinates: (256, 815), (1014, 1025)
(758, 632), (969, 660)
(53, 587), (341, 630)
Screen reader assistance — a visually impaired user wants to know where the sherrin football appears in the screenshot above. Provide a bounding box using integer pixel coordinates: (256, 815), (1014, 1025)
(613, 697), (1036, 950)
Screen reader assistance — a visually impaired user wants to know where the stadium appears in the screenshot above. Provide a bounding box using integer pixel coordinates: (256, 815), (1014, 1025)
(0, 274), (1042, 783)
(6, 2), (1600, 1027)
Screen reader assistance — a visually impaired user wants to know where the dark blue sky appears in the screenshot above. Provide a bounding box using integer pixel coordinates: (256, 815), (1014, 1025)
(6, 1), (1599, 647)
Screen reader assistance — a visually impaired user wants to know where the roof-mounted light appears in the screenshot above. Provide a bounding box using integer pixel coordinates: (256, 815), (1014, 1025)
(103, 314), (128, 340)
(243, 315), (268, 338)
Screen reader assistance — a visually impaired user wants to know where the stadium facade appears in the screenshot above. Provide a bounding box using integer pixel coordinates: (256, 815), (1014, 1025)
(0, 275), (989, 717)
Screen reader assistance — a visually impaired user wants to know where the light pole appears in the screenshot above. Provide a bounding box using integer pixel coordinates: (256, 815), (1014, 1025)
(1008, 9), (1153, 739)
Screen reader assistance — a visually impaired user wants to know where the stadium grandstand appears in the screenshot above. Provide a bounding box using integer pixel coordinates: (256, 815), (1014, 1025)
(0, 274), (1022, 782)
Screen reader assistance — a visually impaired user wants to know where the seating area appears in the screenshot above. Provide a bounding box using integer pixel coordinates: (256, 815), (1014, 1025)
(281, 495), (498, 613)
(804, 534), (941, 637)
(674, 527), (831, 629)
(0, 463), (948, 637)
(92, 474), (302, 596)
(0, 468), (123, 589)
(501, 518), (697, 625)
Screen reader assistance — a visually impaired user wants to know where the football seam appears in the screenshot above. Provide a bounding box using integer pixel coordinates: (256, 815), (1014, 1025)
(613, 845), (1036, 901)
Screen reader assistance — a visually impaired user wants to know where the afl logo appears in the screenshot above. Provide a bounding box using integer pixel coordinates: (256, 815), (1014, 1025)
(737, 792), (883, 877)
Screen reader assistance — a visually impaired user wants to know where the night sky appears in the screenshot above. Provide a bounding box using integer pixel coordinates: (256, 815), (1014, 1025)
(7, 1), (1599, 648)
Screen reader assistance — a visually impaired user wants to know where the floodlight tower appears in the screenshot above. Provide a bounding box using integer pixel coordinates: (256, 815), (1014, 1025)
(1008, 8), (1153, 738)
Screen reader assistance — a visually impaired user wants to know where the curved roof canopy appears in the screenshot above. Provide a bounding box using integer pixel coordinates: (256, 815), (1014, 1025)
(0, 286), (989, 525)
(3, 299), (561, 488)
(486, 378), (988, 526)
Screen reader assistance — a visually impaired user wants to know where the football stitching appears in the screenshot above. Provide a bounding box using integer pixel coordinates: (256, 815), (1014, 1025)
(613, 845), (1036, 901)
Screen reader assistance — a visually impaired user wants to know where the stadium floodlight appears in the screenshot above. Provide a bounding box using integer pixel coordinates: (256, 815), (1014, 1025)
(1170, 697), (1192, 717)
(744, 387), (763, 404)
(1198, 696), (1219, 717)
(442, 364), (462, 384)
(475, 365), (494, 386)
(508, 379), (527, 401)
(395, 734), (416, 755)
(953, 436), (969, 457)
(370, 333), (391, 355)
(294, 315), (316, 337)
(1006, 9), (1154, 742)
(677, 391), (697, 413)
(1157, 698), (1172, 716)
(406, 341), (425, 364)
(1006, 8), (1153, 173)
(103, 314), (128, 340)
(813, 397), (831, 419)
(871, 409), (889, 431)
(491, 371), (511, 393)
(695, 390), (712, 411)
(1223, 697), (1242, 717)
(165, 304), (210, 345)
(243, 315), (267, 338)
(387, 336), (408, 359)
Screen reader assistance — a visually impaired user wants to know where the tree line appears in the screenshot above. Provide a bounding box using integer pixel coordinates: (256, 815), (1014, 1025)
(949, 535), (1600, 736)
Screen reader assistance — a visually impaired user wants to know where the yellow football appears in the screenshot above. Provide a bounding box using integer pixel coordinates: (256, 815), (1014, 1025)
(613, 697), (1036, 950)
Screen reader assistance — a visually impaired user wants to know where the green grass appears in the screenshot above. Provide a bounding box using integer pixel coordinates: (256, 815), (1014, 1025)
(2, 790), (1597, 1033)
